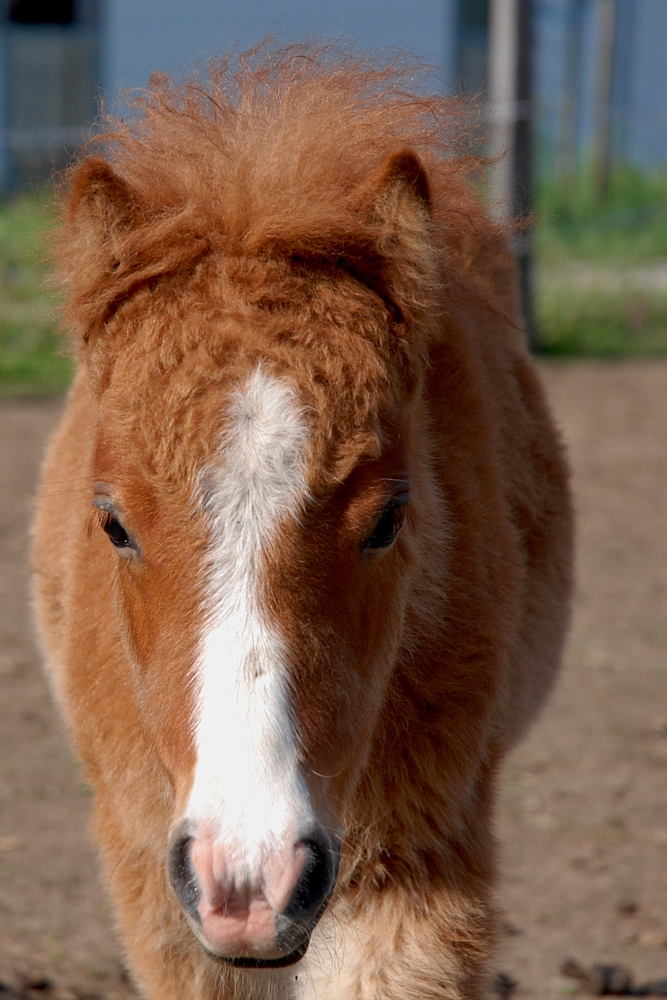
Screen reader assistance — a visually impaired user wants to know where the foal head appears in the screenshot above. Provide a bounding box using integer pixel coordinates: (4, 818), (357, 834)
(58, 53), (453, 966)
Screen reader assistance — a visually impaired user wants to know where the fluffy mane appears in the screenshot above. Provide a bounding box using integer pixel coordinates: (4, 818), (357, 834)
(56, 42), (511, 344)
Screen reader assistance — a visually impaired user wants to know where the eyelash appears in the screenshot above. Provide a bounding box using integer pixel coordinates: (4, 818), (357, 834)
(94, 508), (135, 550)
(362, 494), (411, 551)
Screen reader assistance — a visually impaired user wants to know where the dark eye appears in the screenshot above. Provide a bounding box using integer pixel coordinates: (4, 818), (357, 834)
(99, 511), (134, 550)
(363, 494), (410, 551)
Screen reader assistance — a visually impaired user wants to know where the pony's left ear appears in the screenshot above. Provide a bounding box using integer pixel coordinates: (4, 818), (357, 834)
(356, 148), (438, 331)
(369, 147), (432, 217)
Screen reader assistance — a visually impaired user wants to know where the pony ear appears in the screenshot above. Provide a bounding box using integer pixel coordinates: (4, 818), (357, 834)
(351, 148), (437, 330)
(60, 156), (209, 351)
(369, 147), (432, 216)
(57, 158), (145, 346)
(67, 156), (141, 242)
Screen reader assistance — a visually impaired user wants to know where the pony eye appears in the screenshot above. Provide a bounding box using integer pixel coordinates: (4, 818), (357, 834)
(363, 494), (410, 551)
(99, 511), (134, 550)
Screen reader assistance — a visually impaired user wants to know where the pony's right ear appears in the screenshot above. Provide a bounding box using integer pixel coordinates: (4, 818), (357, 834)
(67, 156), (140, 244)
(61, 156), (209, 351)
(59, 157), (145, 347)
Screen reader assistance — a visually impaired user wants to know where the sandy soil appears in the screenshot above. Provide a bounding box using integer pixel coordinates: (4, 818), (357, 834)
(1, 361), (667, 999)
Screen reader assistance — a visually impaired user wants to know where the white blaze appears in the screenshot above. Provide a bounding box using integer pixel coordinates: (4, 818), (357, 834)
(187, 368), (313, 880)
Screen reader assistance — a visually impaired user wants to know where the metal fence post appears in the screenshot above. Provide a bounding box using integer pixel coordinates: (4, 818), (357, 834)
(488, 0), (537, 350)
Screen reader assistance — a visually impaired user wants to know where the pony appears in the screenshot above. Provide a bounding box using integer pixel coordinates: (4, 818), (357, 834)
(32, 44), (573, 1000)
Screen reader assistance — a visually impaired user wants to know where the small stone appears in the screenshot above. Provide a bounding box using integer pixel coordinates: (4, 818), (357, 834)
(642, 979), (667, 995)
(638, 930), (667, 948)
(24, 979), (53, 993)
(0, 982), (25, 1000)
(648, 741), (667, 763)
(529, 812), (556, 831)
(587, 963), (633, 995)
(493, 972), (517, 999)
(561, 958), (587, 981)
(0, 835), (21, 852)
(561, 960), (635, 995)
(617, 899), (639, 916)
(0, 653), (15, 676)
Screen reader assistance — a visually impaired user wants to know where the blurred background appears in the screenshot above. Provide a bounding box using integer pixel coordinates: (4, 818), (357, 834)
(1, 7), (667, 1000)
(0, 0), (666, 390)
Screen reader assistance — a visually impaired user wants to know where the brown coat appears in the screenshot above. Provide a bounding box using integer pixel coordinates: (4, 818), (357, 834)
(32, 44), (573, 1000)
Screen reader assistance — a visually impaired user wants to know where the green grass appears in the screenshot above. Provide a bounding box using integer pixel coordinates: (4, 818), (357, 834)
(537, 286), (667, 357)
(534, 167), (667, 356)
(0, 192), (73, 395)
(536, 167), (667, 263)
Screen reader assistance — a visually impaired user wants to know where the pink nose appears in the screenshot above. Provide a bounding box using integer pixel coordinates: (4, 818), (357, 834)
(189, 836), (309, 957)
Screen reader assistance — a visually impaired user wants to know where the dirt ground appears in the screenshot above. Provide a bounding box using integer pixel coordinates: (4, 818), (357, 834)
(2, 361), (667, 999)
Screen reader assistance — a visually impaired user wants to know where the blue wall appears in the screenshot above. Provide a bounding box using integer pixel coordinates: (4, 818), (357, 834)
(626, 0), (667, 167)
(534, 0), (667, 171)
(100, 0), (458, 100)
(4, 0), (662, 179)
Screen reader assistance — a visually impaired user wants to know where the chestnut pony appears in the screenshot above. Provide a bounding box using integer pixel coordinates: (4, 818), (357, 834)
(32, 46), (572, 1000)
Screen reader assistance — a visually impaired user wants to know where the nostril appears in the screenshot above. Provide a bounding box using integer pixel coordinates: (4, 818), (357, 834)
(283, 830), (340, 923)
(167, 835), (201, 920)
